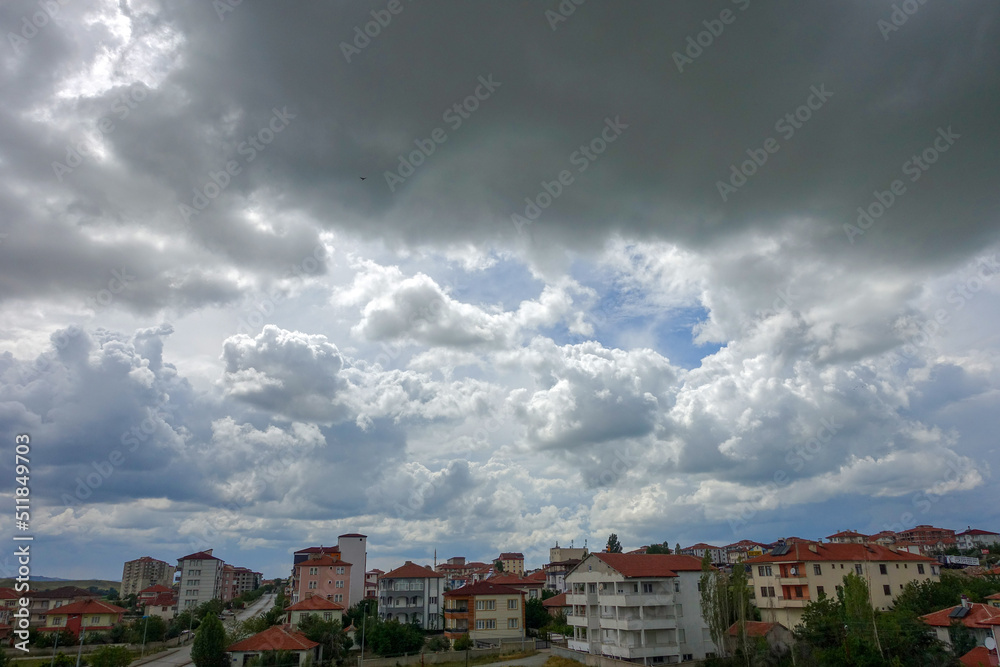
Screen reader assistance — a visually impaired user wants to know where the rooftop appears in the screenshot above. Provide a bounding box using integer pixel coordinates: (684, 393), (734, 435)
(227, 625), (319, 653)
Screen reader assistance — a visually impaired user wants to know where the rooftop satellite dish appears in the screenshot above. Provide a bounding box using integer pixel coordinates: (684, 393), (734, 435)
(986, 637), (997, 651)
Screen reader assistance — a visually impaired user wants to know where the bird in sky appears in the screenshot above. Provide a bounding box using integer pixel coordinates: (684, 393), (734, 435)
(360, 176), (366, 180)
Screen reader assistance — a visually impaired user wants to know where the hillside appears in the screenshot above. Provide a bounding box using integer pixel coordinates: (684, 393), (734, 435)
(0, 579), (121, 592)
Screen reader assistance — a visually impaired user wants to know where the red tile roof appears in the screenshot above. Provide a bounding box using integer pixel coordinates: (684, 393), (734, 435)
(0, 588), (20, 600)
(542, 592), (568, 609)
(382, 562), (443, 579)
(294, 554), (350, 568)
(139, 584), (174, 594)
(485, 575), (542, 587)
(959, 646), (999, 667)
(526, 570), (546, 582)
(227, 626), (319, 652)
(285, 597), (345, 611)
(144, 593), (177, 607)
(179, 551), (221, 561)
(499, 553), (524, 560)
(826, 530), (869, 539)
(444, 581), (524, 597)
(30, 587), (96, 599)
(987, 593), (1000, 601)
(745, 543), (934, 564)
(957, 529), (1000, 537)
(591, 553), (706, 577)
(727, 621), (778, 638)
(45, 599), (126, 615)
(920, 603), (1000, 629)
(683, 543), (721, 550)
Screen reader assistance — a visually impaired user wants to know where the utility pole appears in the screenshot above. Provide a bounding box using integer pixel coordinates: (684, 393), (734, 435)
(141, 615), (150, 658)
(75, 631), (84, 667)
(49, 627), (60, 667)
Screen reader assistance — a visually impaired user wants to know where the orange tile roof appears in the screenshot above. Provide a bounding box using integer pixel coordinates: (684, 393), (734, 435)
(294, 554), (350, 568)
(45, 599), (126, 615)
(382, 562), (443, 579)
(745, 543), (934, 564)
(920, 603), (1000, 629)
(727, 621), (778, 638)
(683, 543), (721, 550)
(179, 550), (221, 561)
(285, 597), (345, 611)
(959, 646), (999, 667)
(499, 553), (524, 560)
(542, 592), (568, 608)
(826, 530), (869, 539)
(591, 553), (706, 577)
(227, 626), (319, 652)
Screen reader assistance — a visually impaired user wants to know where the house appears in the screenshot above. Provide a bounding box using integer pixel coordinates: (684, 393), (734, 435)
(957, 529), (1000, 551)
(139, 585), (178, 620)
(542, 592), (569, 617)
(919, 597), (1000, 649)
(0, 588), (20, 626)
(680, 543), (725, 565)
(545, 559), (583, 593)
(177, 549), (225, 610)
(290, 535), (368, 607)
(41, 599), (125, 636)
(485, 574), (545, 600)
(958, 645), (999, 667)
(285, 597), (345, 627)
(746, 542), (939, 629)
(294, 553), (352, 606)
(565, 552), (721, 663)
(377, 561), (444, 629)
(825, 530), (869, 544)
(121, 557), (175, 597)
(724, 541), (767, 564)
(988, 593), (1000, 609)
(894, 525), (956, 547)
(365, 569), (383, 600)
(226, 625), (321, 666)
(869, 531), (898, 547)
(725, 621), (793, 657)
(497, 553), (525, 576)
(27, 587), (97, 627)
(444, 581), (525, 646)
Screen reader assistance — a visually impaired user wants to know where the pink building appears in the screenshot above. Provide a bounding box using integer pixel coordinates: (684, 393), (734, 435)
(294, 552), (353, 606)
(220, 565), (262, 602)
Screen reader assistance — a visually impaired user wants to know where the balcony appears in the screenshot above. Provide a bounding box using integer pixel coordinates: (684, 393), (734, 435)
(567, 639), (589, 652)
(598, 617), (677, 631)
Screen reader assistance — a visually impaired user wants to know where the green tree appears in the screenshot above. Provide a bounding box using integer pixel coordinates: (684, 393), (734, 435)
(675, 543), (682, 555)
(87, 646), (132, 667)
(248, 650), (294, 667)
(948, 621), (977, 657)
(494, 559), (505, 573)
(525, 598), (550, 630)
(296, 615), (352, 665)
(191, 613), (228, 667)
(134, 615), (167, 643)
(343, 598), (377, 630)
(699, 552), (731, 657)
(453, 633), (472, 651)
(606, 534), (623, 553)
(646, 543), (671, 554)
(424, 635), (450, 652)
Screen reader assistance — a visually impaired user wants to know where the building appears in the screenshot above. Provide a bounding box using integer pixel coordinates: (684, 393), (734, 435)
(27, 587), (97, 627)
(285, 597), (345, 627)
(485, 574), (544, 600)
(920, 597), (1000, 649)
(746, 543), (940, 629)
(177, 550), (225, 609)
(226, 625), (321, 667)
(550, 544), (588, 563)
(121, 556), (175, 597)
(680, 543), (725, 565)
(894, 525), (956, 547)
(988, 593), (1000, 609)
(869, 531), (897, 546)
(724, 541), (767, 565)
(139, 585), (178, 620)
(565, 552), (720, 664)
(825, 530), (869, 544)
(290, 534), (367, 607)
(542, 592), (569, 617)
(956, 529), (1000, 551)
(724, 621), (793, 657)
(444, 581), (525, 645)
(0, 588), (19, 626)
(545, 559), (583, 593)
(378, 561), (444, 628)
(41, 599), (125, 636)
(365, 569), (383, 600)
(497, 553), (525, 576)
(958, 644), (1000, 667)
(293, 553), (352, 606)
(220, 565), (262, 602)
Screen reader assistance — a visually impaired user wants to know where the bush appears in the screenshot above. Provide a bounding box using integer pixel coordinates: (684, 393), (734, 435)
(424, 635), (450, 652)
(88, 645), (133, 667)
(453, 634), (472, 651)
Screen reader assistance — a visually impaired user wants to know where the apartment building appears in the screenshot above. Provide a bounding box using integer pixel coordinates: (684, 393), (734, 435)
(565, 553), (720, 664)
(378, 561), (444, 629)
(550, 544), (588, 563)
(220, 565), (262, 602)
(139, 585), (178, 620)
(485, 575), (544, 600)
(177, 550), (225, 609)
(41, 600), (125, 636)
(679, 544), (724, 565)
(920, 597), (1000, 649)
(121, 556), (175, 597)
(365, 569), (383, 600)
(956, 528), (1000, 551)
(893, 525), (955, 547)
(546, 559), (584, 593)
(724, 541), (767, 565)
(825, 530), (869, 544)
(498, 553), (525, 576)
(294, 553), (352, 606)
(444, 581), (525, 645)
(746, 542), (940, 629)
(290, 534), (367, 607)
(285, 597), (345, 627)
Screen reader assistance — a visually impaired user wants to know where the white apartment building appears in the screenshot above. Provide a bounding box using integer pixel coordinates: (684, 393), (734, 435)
(377, 561), (444, 629)
(565, 553), (720, 665)
(177, 549), (225, 609)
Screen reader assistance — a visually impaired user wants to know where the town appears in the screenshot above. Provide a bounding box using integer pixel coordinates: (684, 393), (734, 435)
(2, 525), (999, 667)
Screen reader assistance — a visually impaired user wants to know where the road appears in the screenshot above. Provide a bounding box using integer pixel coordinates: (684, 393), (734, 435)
(137, 593), (276, 667)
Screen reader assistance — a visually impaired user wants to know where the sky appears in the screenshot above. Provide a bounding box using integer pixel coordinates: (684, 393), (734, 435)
(1, 0), (999, 582)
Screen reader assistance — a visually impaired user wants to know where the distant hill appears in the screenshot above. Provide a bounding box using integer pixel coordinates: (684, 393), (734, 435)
(0, 579), (121, 592)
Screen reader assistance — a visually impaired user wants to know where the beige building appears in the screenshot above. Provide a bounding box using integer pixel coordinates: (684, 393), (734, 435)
(121, 556), (175, 597)
(444, 581), (525, 645)
(497, 552), (525, 576)
(746, 543), (940, 629)
(177, 549), (225, 609)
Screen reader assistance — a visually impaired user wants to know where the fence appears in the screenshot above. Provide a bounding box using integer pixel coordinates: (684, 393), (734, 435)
(550, 645), (702, 667)
(358, 641), (544, 667)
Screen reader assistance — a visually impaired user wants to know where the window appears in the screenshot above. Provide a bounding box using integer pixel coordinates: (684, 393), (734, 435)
(813, 564), (822, 575)
(697, 582), (702, 591)
(336, 567), (345, 575)
(882, 585), (891, 595)
(879, 564), (888, 575)
(760, 586), (768, 598)
(673, 580), (680, 592)
(931, 566), (939, 575)
(767, 587), (775, 597)
(189, 580), (199, 586)
(308, 581), (317, 589)
(794, 586), (803, 598)
(508, 618), (519, 629)
(429, 597), (437, 604)
(334, 594), (343, 602)
(683, 655), (693, 662)
(643, 583), (654, 594)
(475, 619), (496, 630)
(323, 613), (332, 621)
(817, 586), (825, 597)
(676, 604), (683, 617)
(336, 580), (344, 588)
(476, 600), (496, 611)
(678, 629), (686, 643)
(757, 565), (773, 577)
(508, 599), (518, 609)
(917, 564), (925, 574)
(855, 564), (863, 575)
(587, 583), (597, 594)
(309, 567), (318, 575)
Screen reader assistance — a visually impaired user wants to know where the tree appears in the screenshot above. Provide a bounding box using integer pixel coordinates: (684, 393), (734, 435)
(453, 633), (472, 651)
(699, 553), (731, 657)
(343, 598), (377, 631)
(675, 543), (682, 555)
(248, 650), (294, 667)
(606, 534), (623, 553)
(133, 615), (166, 643)
(525, 598), (551, 630)
(191, 614), (228, 667)
(948, 621), (977, 658)
(494, 559), (505, 573)
(424, 635), (450, 652)
(296, 615), (352, 665)
(646, 543), (671, 554)
(87, 646), (132, 667)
